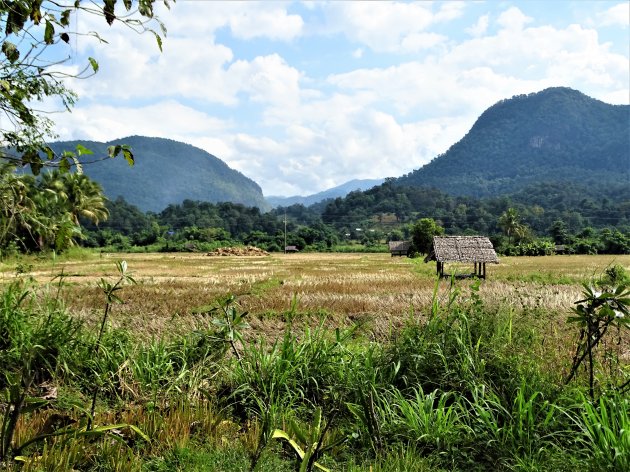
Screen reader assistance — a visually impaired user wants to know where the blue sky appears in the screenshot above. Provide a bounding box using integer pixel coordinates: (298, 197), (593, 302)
(50, 1), (629, 197)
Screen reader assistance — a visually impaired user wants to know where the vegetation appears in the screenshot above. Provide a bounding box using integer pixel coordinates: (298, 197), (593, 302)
(0, 164), (109, 253)
(0, 0), (167, 173)
(48, 136), (270, 213)
(0, 253), (627, 470)
(396, 87), (629, 198)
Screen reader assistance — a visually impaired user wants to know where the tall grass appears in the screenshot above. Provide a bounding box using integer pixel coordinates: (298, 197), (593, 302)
(2, 256), (629, 471)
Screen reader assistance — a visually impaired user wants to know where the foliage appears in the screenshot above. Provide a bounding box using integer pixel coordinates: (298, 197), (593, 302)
(272, 407), (345, 472)
(0, 280), (80, 461)
(565, 283), (629, 399)
(409, 218), (444, 256)
(88, 260), (136, 429)
(0, 0), (167, 173)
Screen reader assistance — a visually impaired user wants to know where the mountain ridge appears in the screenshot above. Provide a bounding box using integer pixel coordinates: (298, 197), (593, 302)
(47, 136), (269, 213)
(395, 87), (629, 196)
(266, 178), (385, 208)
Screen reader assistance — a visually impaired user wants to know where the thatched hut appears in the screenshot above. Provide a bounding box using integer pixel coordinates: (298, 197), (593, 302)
(388, 240), (411, 257)
(425, 236), (499, 279)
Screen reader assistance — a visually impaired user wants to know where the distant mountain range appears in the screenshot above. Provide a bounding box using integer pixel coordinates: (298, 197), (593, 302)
(46, 87), (628, 214)
(47, 136), (269, 213)
(396, 87), (629, 196)
(266, 178), (385, 208)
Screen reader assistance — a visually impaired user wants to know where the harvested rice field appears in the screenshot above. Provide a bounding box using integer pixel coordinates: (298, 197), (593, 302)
(3, 252), (628, 340)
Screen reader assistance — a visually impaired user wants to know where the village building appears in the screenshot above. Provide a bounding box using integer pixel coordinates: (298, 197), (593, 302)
(425, 236), (499, 279)
(388, 240), (411, 257)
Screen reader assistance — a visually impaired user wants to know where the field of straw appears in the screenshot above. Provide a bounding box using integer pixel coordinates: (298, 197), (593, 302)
(5, 252), (628, 343)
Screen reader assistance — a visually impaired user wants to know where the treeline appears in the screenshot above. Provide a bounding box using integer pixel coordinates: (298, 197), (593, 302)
(82, 198), (339, 253)
(81, 179), (630, 255)
(2, 164), (629, 256)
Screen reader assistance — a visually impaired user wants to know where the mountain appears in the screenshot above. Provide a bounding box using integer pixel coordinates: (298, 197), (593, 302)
(266, 178), (385, 208)
(396, 87), (630, 197)
(48, 136), (269, 213)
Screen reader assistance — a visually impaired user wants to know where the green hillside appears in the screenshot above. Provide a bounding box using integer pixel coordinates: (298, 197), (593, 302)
(49, 136), (269, 212)
(396, 87), (629, 196)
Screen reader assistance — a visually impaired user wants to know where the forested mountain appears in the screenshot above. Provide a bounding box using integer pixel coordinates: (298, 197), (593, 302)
(48, 136), (269, 212)
(266, 178), (385, 208)
(396, 87), (629, 196)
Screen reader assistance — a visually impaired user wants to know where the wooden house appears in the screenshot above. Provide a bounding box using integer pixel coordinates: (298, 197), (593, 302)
(425, 236), (499, 279)
(388, 240), (411, 257)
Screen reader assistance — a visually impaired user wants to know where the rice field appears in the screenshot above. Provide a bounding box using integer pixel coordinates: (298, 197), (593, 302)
(2, 251), (628, 342)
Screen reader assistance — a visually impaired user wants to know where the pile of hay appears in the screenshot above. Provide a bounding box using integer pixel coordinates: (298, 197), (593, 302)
(206, 246), (270, 256)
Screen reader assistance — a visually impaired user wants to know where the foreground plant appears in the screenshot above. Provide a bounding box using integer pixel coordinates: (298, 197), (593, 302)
(272, 407), (345, 472)
(0, 280), (80, 462)
(87, 261), (136, 429)
(565, 283), (629, 399)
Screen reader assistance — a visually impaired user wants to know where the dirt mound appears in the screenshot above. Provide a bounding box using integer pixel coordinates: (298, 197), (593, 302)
(206, 246), (270, 257)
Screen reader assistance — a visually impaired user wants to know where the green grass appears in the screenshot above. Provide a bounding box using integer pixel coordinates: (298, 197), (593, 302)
(1, 254), (628, 471)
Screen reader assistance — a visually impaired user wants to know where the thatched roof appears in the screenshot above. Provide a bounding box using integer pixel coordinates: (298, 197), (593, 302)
(425, 236), (499, 263)
(388, 241), (411, 252)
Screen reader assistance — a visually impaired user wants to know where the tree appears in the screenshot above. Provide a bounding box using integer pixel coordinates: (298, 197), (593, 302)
(411, 218), (444, 256)
(549, 219), (569, 245)
(498, 208), (527, 246)
(0, 0), (169, 173)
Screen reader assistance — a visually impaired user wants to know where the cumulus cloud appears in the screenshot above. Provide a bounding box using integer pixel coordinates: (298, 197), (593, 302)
(47, 2), (628, 197)
(466, 14), (490, 38)
(596, 3), (630, 27)
(322, 2), (448, 53)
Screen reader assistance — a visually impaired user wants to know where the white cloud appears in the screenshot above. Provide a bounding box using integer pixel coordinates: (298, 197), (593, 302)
(466, 14), (490, 38)
(322, 2), (447, 53)
(597, 3), (630, 27)
(54, 101), (232, 144)
(45, 1), (629, 197)
(497, 7), (533, 31)
(226, 4), (304, 41)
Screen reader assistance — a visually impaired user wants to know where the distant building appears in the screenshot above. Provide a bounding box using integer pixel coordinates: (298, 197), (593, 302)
(425, 236), (499, 279)
(388, 240), (411, 257)
(284, 245), (299, 253)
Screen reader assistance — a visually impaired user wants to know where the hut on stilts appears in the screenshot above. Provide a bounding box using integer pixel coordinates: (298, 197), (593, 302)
(425, 236), (499, 279)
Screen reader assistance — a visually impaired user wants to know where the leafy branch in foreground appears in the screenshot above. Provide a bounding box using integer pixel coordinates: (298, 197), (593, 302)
(565, 283), (629, 399)
(210, 295), (250, 361)
(87, 260), (136, 430)
(0, 0), (169, 172)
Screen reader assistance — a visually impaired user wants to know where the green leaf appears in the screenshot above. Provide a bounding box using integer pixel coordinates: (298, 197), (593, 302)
(60, 32), (70, 43)
(44, 20), (54, 44)
(61, 9), (72, 26)
(104, 0), (116, 25)
(88, 57), (99, 73)
(273, 429), (306, 459)
(76, 144), (93, 156)
(122, 147), (135, 166)
(2, 41), (20, 63)
(154, 31), (163, 52)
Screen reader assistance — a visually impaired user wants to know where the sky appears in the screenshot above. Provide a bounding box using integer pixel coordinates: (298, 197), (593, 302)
(50, 1), (629, 197)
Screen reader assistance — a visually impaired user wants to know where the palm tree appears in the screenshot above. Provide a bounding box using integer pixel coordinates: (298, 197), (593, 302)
(37, 170), (109, 250)
(0, 163), (43, 251)
(498, 208), (526, 246)
(40, 170), (109, 224)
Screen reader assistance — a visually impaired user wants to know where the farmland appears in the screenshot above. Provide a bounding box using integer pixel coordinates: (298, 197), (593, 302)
(1, 252), (629, 471)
